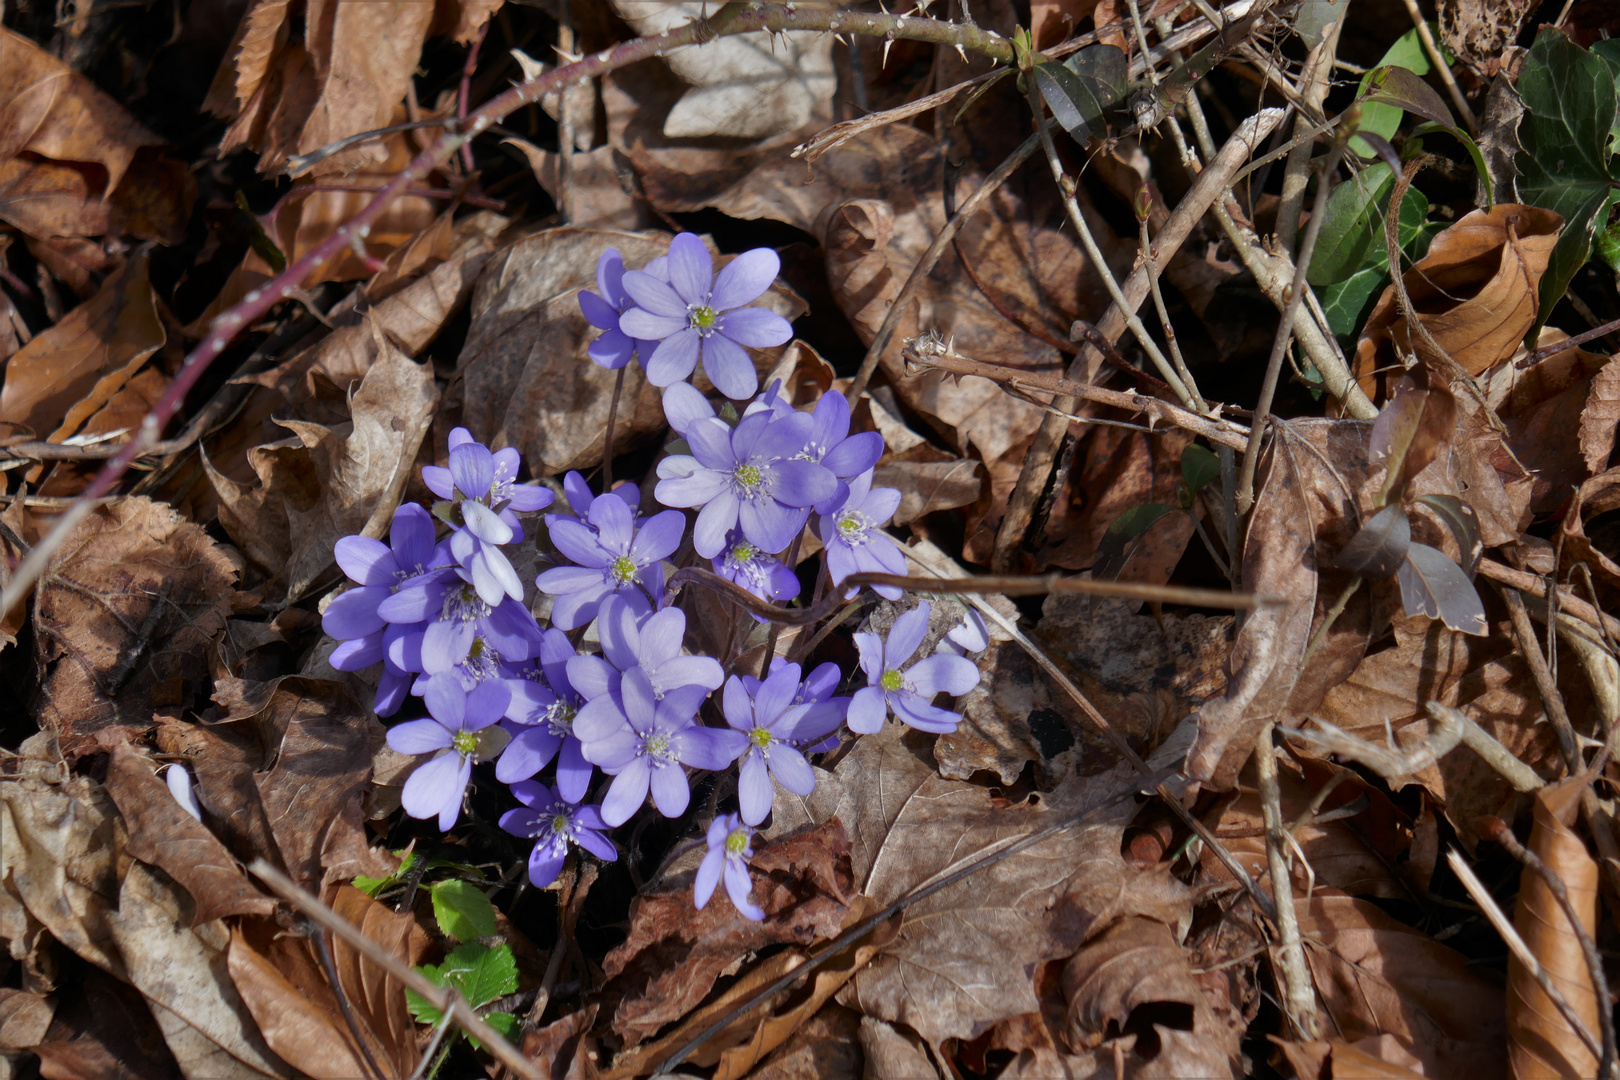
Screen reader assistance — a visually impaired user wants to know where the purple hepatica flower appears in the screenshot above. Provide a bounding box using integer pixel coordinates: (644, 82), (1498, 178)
(562, 470), (639, 520)
(499, 782), (617, 887)
(378, 571), (541, 676)
(583, 668), (746, 826)
(744, 659), (848, 754)
(722, 664), (832, 825)
(537, 493), (683, 631)
(818, 469), (906, 601)
(714, 529), (799, 616)
(422, 429), (551, 605)
(597, 595), (724, 697)
(695, 814), (765, 921)
(578, 248), (663, 370)
(387, 679), (512, 830)
(655, 409), (835, 559)
(757, 387), (884, 515)
(848, 602), (981, 735)
(618, 233), (792, 400)
(496, 630), (595, 803)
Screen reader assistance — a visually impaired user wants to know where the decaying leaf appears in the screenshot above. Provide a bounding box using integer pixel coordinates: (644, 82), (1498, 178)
(1508, 778), (1601, 1079)
(1353, 204), (1563, 399)
(31, 497), (236, 759)
(1298, 891), (1506, 1079)
(600, 820), (855, 1045)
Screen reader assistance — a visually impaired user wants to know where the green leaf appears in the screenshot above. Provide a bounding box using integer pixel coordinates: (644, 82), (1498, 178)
(1033, 46), (1126, 140)
(1597, 197), (1620, 275)
(1309, 163), (1397, 286)
(484, 1013), (519, 1041)
(1295, 0), (1350, 48)
(1180, 444), (1220, 496)
(1316, 181), (1436, 341)
(1516, 28), (1620, 328)
(410, 942), (519, 1019)
(430, 879), (499, 942)
(1349, 28), (1432, 158)
(1363, 65), (1453, 129)
(1094, 503), (1177, 580)
(1592, 39), (1620, 155)
(353, 850), (419, 898)
(1410, 122), (1496, 210)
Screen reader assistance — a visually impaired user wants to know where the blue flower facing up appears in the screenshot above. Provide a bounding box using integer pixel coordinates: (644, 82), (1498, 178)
(848, 602), (981, 735)
(499, 782), (617, 887)
(696, 813), (764, 921)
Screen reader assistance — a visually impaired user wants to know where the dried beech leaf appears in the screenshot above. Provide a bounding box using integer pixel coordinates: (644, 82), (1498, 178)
(103, 742), (277, 926)
(31, 497), (236, 759)
(600, 820), (855, 1045)
(1508, 778), (1601, 1079)
(1061, 916), (1237, 1077)
(1353, 204), (1563, 396)
(1298, 891), (1505, 1078)
(0, 253), (165, 441)
(1579, 354), (1620, 475)
(1273, 1037), (1431, 1078)
(1368, 375), (1457, 505)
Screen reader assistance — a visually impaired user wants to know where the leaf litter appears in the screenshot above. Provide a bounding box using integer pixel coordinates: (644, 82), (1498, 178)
(2, 2), (1620, 1078)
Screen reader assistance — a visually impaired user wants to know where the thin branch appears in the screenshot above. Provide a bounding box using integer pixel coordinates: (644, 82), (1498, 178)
(1397, 0), (1477, 133)
(1480, 815), (1616, 1079)
(1481, 558), (1620, 646)
(1254, 722), (1319, 1037)
(1501, 584), (1582, 773)
(249, 860), (545, 1080)
(1446, 849), (1605, 1067)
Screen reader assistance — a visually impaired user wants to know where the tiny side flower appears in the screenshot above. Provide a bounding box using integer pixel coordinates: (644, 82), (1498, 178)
(848, 601), (981, 734)
(499, 781), (617, 887)
(695, 814), (765, 921)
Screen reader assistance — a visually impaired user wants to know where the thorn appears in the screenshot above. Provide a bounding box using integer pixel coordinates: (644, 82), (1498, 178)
(552, 45), (582, 65)
(882, 36), (894, 67)
(955, 42), (969, 62)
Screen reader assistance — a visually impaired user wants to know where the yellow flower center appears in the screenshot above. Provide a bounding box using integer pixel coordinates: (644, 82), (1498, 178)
(690, 305), (718, 331)
(610, 555), (638, 584)
(452, 730), (480, 755)
(880, 669), (904, 692)
(749, 726), (773, 749)
(725, 827), (749, 854)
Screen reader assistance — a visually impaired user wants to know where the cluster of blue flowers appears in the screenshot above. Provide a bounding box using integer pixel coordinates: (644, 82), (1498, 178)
(323, 235), (984, 920)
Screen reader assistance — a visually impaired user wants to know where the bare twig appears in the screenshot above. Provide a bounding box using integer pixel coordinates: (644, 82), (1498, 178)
(249, 860), (545, 1080)
(1285, 712), (1464, 781)
(993, 106), (1288, 569)
(1254, 722), (1319, 1037)
(1427, 702), (1546, 793)
(1446, 849), (1605, 1067)
(1521, 315), (1620, 367)
(1275, 14), (1342, 253)
(1501, 585), (1582, 773)
(844, 127), (1042, 404)
(1481, 559), (1620, 645)
(1397, 0), (1477, 133)
(1480, 815), (1616, 1079)
(1235, 130), (1348, 518)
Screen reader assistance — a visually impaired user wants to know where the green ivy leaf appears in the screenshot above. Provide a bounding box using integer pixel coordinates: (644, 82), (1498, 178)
(352, 850), (418, 898)
(1033, 45), (1126, 141)
(430, 879), (499, 942)
(1180, 445), (1220, 496)
(1516, 29), (1620, 328)
(1315, 178), (1436, 341)
(1592, 39), (1620, 155)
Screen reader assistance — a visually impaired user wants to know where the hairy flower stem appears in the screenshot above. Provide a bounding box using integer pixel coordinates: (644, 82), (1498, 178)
(601, 363), (627, 491)
(0, 3), (1015, 622)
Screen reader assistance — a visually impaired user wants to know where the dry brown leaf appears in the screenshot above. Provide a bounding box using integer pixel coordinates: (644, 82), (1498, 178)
(30, 497), (236, 760)
(0, 27), (163, 196)
(1309, 612), (1569, 847)
(522, 1004), (598, 1080)
(28, 968), (183, 1079)
(0, 253), (164, 442)
(207, 327), (437, 601)
(0, 988), (54, 1050)
(799, 736), (1188, 1046)
(228, 887), (427, 1080)
(103, 742), (277, 926)
(858, 1015), (941, 1079)
(1204, 757), (1418, 901)
(1439, 0), (1537, 78)
(1297, 891), (1505, 1079)
(1031, 0), (1104, 49)
(1561, 466), (1620, 589)
(1508, 777), (1601, 1079)
(1273, 1036), (1431, 1079)
(457, 227), (803, 475)
(600, 820), (855, 1046)
(744, 1003), (863, 1080)
(1060, 916), (1237, 1078)
(1353, 205), (1563, 399)
(506, 140), (645, 231)
(152, 676), (393, 893)
(1036, 424), (1195, 573)
(1579, 354), (1620, 477)
(0, 732), (290, 1077)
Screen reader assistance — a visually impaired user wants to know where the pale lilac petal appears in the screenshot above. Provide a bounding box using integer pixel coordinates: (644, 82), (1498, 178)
(700, 333), (758, 400)
(722, 677), (752, 730)
(738, 499), (807, 555)
(462, 500), (514, 545)
(846, 685), (888, 734)
(654, 467), (728, 509)
(401, 751), (465, 820)
(772, 460), (837, 508)
(710, 248), (779, 310)
(630, 509), (686, 564)
(637, 608), (684, 668)
(596, 248), (626, 304)
(618, 307), (687, 340)
(767, 745), (815, 795)
(906, 654), (981, 697)
(754, 664), (800, 725)
(544, 582), (609, 632)
(505, 484), (553, 513)
(824, 432), (884, 482)
(575, 825), (617, 862)
(853, 631), (885, 682)
(738, 755), (773, 825)
(377, 581), (441, 623)
(573, 696), (628, 742)
(862, 487), (904, 525)
(886, 603), (932, 669)
(388, 719), (453, 755)
(584, 728), (638, 769)
(649, 764), (690, 817)
(568, 655), (620, 701)
(645, 330), (702, 387)
(464, 680), (512, 729)
(662, 382), (716, 436)
(549, 518), (613, 568)
(527, 842), (567, 887)
(495, 728), (561, 782)
(600, 760), (650, 826)
(694, 848), (724, 908)
(323, 586), (387, 639)
(556, 741), (593, 803)
(423, 677), (466, 727)
(724, 859), (764, 920)
(620, 271), (686, 317)
(334, 537), (393, 585)
(749, 411), (810, 459)
(596, 597), (641, 671)
(656, 655), (724, 693)
(421, 465), (455, 501)
(579, 289), (621, 331)
(677, 726), (749, 770)
(391, 503), (438, 568)
(449, 443), (495, 499)
(716, 306), (791, 348)
(666, 233), (713, 305)
(890, 693), (963, 733)
(448, 427), (474, 450)
(536, 564), (609, 596)
(330, 633), (384, 671)
(588, 492), (635, 550)
(693, 491), (742, 558)
(619, 667), (659, 728)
